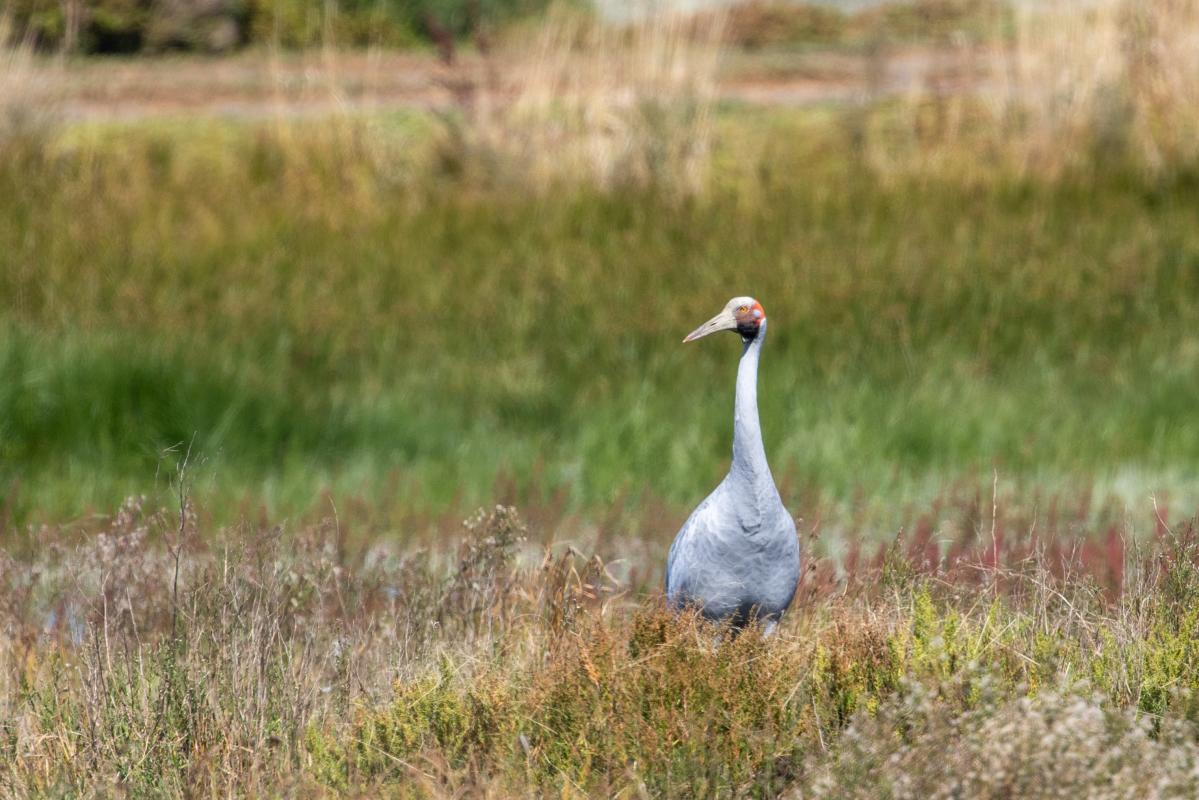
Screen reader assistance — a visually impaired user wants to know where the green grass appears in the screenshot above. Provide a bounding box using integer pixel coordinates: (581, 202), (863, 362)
(3, 108), (1199, 527)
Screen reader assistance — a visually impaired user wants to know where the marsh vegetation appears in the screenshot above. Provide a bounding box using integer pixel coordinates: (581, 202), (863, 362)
(3, 0), (1199, 795)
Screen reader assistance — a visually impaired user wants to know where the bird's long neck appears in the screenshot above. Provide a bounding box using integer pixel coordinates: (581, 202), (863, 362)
(730, 320), (773, 492)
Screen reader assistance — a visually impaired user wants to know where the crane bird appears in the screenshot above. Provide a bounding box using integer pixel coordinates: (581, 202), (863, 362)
(665, 297), (800, 634)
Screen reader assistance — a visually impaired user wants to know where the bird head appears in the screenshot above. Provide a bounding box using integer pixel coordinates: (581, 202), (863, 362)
(683, 296), (765, 344)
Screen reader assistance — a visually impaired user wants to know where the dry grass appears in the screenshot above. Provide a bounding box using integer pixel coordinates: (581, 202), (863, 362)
(401, 0), (1199, 187)
(1010, 0), (1199, 175)
(5, 496), (1199, 796)
(860, 0), (1199, 180)
(0, 14), (59, 142)
(434, 7), (726, 195)
(804, 690), (1199, 798)
(10, 0), (1199, 187)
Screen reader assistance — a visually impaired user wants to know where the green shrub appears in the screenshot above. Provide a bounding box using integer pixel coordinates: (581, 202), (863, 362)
(353, 667), (511, 773)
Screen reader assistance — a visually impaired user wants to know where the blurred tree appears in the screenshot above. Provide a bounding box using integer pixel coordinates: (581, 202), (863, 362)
(4, 0), (555, 53)
(7, 0), (151, 52)
(88, 0), (151, 51)
(145, 0), (248, 52)
(6, 0), (70, 49)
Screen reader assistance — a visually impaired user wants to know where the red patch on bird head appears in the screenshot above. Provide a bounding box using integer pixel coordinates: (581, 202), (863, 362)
(733, 300), (766, 340)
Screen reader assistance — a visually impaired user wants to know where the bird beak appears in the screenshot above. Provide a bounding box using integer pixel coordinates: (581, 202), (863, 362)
(683, 309), (738, 343)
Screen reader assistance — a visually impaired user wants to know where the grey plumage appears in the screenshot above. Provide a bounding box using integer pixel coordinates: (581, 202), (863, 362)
(665, 297), (800, 631)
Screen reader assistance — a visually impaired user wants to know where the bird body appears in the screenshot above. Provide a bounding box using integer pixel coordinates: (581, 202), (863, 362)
(665, 297), (800, 630)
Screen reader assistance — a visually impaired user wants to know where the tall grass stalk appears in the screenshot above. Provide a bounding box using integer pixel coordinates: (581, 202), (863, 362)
(869, 0), (1199, 179)
(0, 12), (57, 141)
(439, 7), (725, 193)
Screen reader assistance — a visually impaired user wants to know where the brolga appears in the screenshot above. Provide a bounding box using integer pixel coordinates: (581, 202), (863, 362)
(665, 297), (800, 634)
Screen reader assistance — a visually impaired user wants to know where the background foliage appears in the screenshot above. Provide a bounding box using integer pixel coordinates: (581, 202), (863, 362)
(5, 0), (554, 52)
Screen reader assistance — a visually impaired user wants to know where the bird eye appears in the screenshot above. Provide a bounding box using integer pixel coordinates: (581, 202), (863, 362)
(738, 305), (749, 313)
